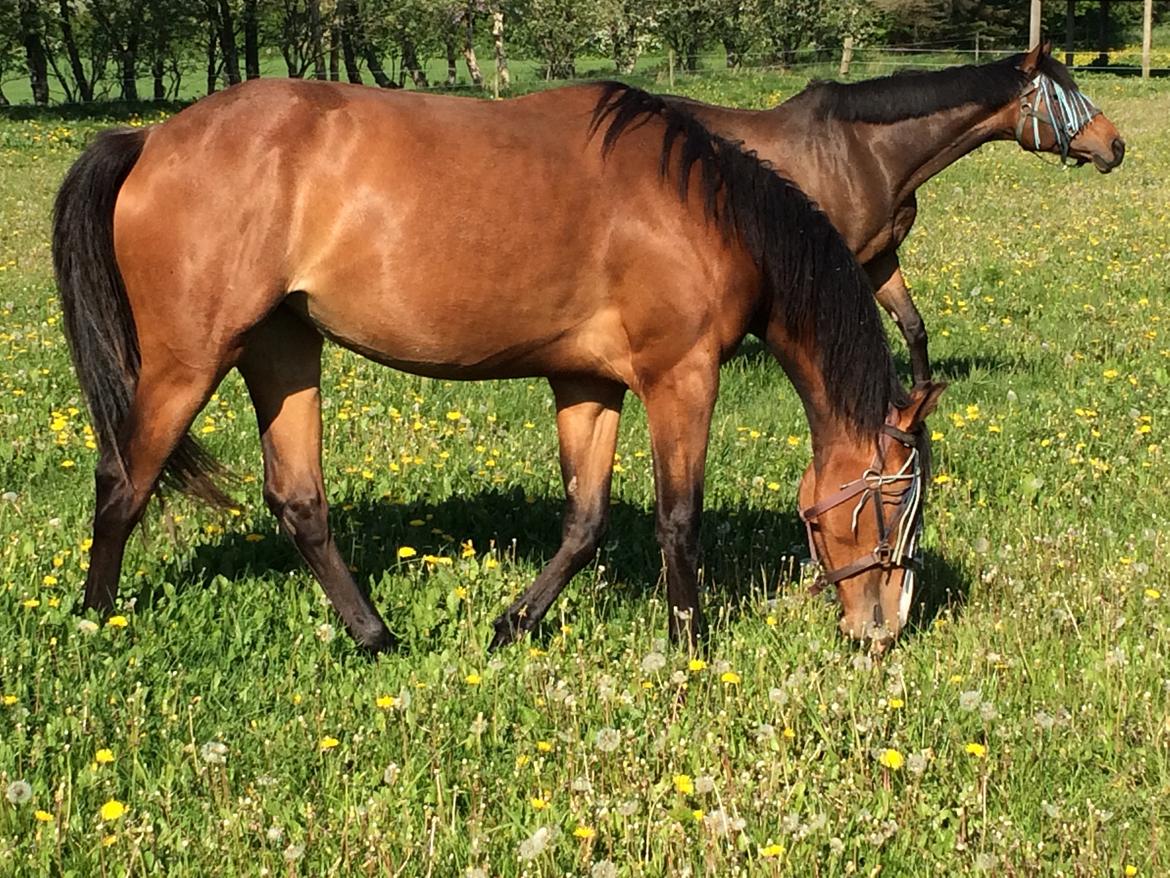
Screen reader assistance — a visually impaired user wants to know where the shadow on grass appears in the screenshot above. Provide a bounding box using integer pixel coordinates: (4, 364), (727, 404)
(134, 484), (969, 650)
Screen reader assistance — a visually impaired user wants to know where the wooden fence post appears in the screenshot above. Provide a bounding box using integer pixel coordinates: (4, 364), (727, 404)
(1142, 0), (1153, 79)
(839, 36), (855, 77)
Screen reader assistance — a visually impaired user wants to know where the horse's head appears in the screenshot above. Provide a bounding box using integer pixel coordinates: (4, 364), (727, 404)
(799, 381), (945, 651)
(1012, 41), (1124, 172)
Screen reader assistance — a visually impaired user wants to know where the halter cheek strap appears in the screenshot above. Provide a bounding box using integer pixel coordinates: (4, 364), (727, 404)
(800, 424), (924, 589)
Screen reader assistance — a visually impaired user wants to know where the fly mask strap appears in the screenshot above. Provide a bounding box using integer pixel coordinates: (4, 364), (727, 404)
(1016, 73), (1102, 163)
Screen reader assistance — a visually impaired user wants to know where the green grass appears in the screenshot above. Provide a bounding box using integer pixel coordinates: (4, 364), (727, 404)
(1, 70), (1169, 876)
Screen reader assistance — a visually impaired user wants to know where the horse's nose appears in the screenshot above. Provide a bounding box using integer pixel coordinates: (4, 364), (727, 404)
(1112, 137), (1126, 165)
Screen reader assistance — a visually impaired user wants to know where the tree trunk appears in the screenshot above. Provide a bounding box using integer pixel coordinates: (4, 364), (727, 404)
(492, 11), (509, 87)
(18, 0), (50, 104)
(402, 39), (428, 88)
(340, 27), (362, 83)
(362, 44), (396, 88)
(462, 12), (483, 86)
(445, 37), (457, 86)
(120, 43), (138, 101)
(207, 20), (218, 94)
(217, 0), (241, 84)
(244, 0), (260, 79)
(58, 0), (94, 101)
(307, 0), (327, 79)
(329, 24), (340, 80)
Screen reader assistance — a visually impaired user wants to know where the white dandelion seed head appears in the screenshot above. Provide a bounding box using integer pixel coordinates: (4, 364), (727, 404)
(5, 780), (32, 805)
(571, 776), (593, 793)
(518, 825), (554, 861)
(314, 623), (335, 643)
(595, 728), (620, 753)
(282, 843), (305, 863)
(640, 652), (666, 674)
(694, 775), (715, 795)
(959, 690), (982, 711)
(200, 741), (228, 765)
(590, 861), (617, 878)
(266, 825), (284, 843)
(77, 619), (99, 636)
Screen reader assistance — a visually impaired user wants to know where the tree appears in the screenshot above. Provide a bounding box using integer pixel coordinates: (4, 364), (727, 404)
(757, 0), (821, 67)
(652, 0), (718, 72)
(513, 0), (599, 79)
(17, 0), (50, 103)
(89, 0), (149, 100)
(597, 0), (652, 73)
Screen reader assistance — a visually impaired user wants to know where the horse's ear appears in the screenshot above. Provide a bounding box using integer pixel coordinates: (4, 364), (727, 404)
(1018, 43), (1044, 73)
(1041, 39), (1054, 58)
(897, 381), (947, 430)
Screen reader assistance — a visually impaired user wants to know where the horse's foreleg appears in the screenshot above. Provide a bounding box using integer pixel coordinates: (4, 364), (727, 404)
(642, 358), (718, 650)
(869, 254), (931, 385)
(83, 357), (223, 611)
(488, 377), (624, 650)
(239, 309), (392, 652)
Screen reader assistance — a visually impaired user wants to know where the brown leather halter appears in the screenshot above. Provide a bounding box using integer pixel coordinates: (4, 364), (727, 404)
(800, 423), (924, 599)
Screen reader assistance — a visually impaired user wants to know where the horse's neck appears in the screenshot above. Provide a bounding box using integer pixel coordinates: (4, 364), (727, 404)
(840, 103), (1012, 207)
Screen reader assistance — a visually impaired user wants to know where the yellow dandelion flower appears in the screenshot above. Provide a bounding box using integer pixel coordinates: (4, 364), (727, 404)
(2, 695), (16, 706)
(573, 825), (595, 840)
(535, 740), (553, 753)
(688, 658), (707, 672)
(445, 410), (462, 421)
(965, 742), (987, 759)
(319, 736), (340, 750)
(465, 672), (482, 686)
(1124, 866), (1138, 877)
(42, 574), (58, 586)
(760, 843), (785, 857)
(878, 749), (904, 770)
(782, 727), (795, 740)
(529, 797), (546, 810)
(691, 809), (705, 822)
(933, 473), (951, 485)
(34, 810), (54, 823)
(23, 598), (40, 609)
(888, 697), (905, 709)
(1144, 588), (1161, 600)
(106, 615), (128, 628)
(375, 695), (397, 710)
(397, 546), (417, 559)
(674, 774), (694, 795)
(95, 749), (115, 765)
(99, 799), (125, 821)
(720, 671), (741, 685)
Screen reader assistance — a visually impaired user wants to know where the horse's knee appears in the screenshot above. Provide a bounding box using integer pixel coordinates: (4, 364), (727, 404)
(266, 487), (329, 549)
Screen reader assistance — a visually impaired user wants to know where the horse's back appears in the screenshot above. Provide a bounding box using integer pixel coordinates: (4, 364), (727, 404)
(111, 79), (757, 387)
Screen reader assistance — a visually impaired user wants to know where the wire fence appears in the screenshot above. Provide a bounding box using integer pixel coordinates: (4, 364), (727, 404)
(0, 41), (1157, 108)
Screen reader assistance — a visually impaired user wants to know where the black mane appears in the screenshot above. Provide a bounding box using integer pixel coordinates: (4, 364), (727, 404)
(799, 53), (1078, 124)
(590, 82), (904, 437)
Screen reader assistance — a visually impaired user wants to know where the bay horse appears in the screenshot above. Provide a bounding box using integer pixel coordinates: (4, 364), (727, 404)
(52, 78), (944, 653)
(668, 42), (1125, 384)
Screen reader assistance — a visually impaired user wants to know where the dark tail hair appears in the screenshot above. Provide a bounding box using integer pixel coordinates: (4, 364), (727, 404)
(590, 83), (905, 437)
(52, 128), (232, 507)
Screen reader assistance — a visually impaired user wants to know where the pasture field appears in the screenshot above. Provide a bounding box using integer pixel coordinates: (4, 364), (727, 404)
(1, 72), (1169, 877)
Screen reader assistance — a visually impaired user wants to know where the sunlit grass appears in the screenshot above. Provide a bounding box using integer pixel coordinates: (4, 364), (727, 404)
(1, 72), (1167, 875)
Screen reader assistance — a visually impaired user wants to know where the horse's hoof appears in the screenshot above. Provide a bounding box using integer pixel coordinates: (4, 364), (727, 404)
(355, 623), (396, 654)
(488, 615), (522, 652)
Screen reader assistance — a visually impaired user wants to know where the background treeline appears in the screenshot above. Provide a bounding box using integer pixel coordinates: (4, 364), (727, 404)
(1, 0), (1166, 105)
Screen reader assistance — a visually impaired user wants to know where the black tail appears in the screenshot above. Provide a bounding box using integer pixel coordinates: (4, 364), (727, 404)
(52, 128), (232, 507)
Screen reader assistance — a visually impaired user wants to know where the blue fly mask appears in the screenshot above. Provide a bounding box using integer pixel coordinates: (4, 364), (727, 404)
(1015, 72), (1101, 163)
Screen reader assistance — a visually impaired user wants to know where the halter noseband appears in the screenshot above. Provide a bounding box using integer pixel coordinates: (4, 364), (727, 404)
(1015, 71), (1101, 164)
(799, 424), (924, 623)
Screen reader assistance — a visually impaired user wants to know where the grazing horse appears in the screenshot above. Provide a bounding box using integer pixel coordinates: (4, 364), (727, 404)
(53, 79), (943, 653)
(668, 42), (1125, 384)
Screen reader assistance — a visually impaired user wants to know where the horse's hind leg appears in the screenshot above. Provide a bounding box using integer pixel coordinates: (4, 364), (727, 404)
(238, 308), (392, 652)
(84, 355), (224, 611)
(641, 358), (719, 649)
(488, 377), (624, 650)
